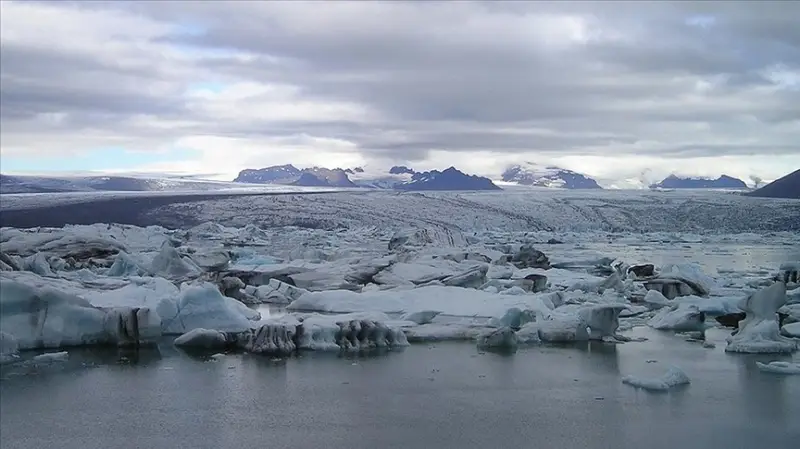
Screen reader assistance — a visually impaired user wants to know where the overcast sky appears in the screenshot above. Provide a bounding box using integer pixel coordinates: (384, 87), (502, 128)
(1, 0), (798, 184)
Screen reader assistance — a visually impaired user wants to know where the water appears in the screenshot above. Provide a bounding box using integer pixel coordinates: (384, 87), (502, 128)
(2, 328), (798, 449)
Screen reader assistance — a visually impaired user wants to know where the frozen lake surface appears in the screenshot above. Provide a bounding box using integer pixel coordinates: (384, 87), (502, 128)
(1, 328), (798, 449)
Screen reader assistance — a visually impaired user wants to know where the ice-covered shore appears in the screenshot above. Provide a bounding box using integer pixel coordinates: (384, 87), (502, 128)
(1, 221), (798, 363)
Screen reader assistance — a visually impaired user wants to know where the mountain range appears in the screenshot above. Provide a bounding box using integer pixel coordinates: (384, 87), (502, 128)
(232, 165), (501, 191)
(501, 163), (602, 189)
(2, 165), (787, 195)
(649, 174), (748, 190)
(233, 165), (358, 188)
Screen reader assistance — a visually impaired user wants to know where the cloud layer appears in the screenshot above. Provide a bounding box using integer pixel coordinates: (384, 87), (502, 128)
(1, 1), (799, 182)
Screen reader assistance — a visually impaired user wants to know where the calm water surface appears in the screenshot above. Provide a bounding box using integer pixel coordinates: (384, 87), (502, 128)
(2, 327), (798, 449)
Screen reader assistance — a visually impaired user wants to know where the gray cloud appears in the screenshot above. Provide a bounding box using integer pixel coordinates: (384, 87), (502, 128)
(1, 0), (799, 176)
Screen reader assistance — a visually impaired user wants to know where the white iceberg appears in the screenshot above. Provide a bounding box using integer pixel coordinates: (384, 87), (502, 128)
(173, 328), (229, 349)
(0, 277), (161, 350)
(781, 322), (800, 338)
(726, 282), (797, 354)
(578, 304), (627, 340)
(247, 279), (309, 304)
(515, 322), (542, 344)
(476, 327), (518, 351)
(32, 351), (69, 364)
(648, 304), (706, 332)
(622, 366), (690, 391)
(106, 251), (147, 277)
(537, 314), (590, 342)
(658, 263), (716, 296)
(150, 242), (201, 279)
(160, 283), (258, 335)
(400, 310), (441, 325)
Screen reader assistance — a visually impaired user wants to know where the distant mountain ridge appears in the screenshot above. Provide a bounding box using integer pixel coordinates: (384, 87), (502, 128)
(501, 163), (602, 189)
(396, 167), (501, 191)
(650, 174), (748, 189)
(746, 169), (800, 199)
(233, 165), (501, 191)
(233, 165), (357, 187)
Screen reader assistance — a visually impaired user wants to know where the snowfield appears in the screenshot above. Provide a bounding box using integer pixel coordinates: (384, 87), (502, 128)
(1, 188), (798, 373)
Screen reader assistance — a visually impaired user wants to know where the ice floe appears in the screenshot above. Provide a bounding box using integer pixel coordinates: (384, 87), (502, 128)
(622, 366), (691, 391)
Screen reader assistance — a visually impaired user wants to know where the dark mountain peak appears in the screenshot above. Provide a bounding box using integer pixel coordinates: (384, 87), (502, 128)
(234, 164), (302, 183)
(650, 174), (747, 189)
(746, 169), (800, 199)
(389, 165), (415, 175)
(290, 172), (331, 187)
(397, 166), (501, 191)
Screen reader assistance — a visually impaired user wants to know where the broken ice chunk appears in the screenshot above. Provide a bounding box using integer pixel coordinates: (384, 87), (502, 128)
(648, 304), (706, 332)
(32, 351), (69, 364)
(622, 366), (690, 391)
(476, 327), (518, 351)
(726, 282), (797, 354)
(174, 328), (230, 349)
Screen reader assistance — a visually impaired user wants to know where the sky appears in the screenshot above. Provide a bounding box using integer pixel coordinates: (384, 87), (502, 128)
(1, 0), (799, 185)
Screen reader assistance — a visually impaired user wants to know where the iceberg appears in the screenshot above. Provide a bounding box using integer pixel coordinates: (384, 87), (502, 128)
(726, 282), (797, 353)
(476, 327), (518, 351)
(173, 328), (230, 349)
(622, 366), (690, 391)
(161, 283), (258, 335)
(247, 279), (310, 304)
(648, 304), (706, 332)
(32, 351), (69, 364)
(294, 313), (408, 352)
(400, 310), (441, 325)
(537, 314), (590, 342)
(106, 251), (147, 277)
(238, 322), (298, 355)
(0, 277), (161, 350)
(150, 242), (201, 279)
(781, 322), (800, 338)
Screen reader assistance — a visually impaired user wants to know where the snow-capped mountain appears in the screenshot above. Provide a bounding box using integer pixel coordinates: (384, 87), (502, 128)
(650, 175), (748, 190)
(501, 163), (602, 189)
(233, 165), (357, 188)
(396, 167), (501, 191)
(233, 164), (301, 184)
(746, 169), (800, 199)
